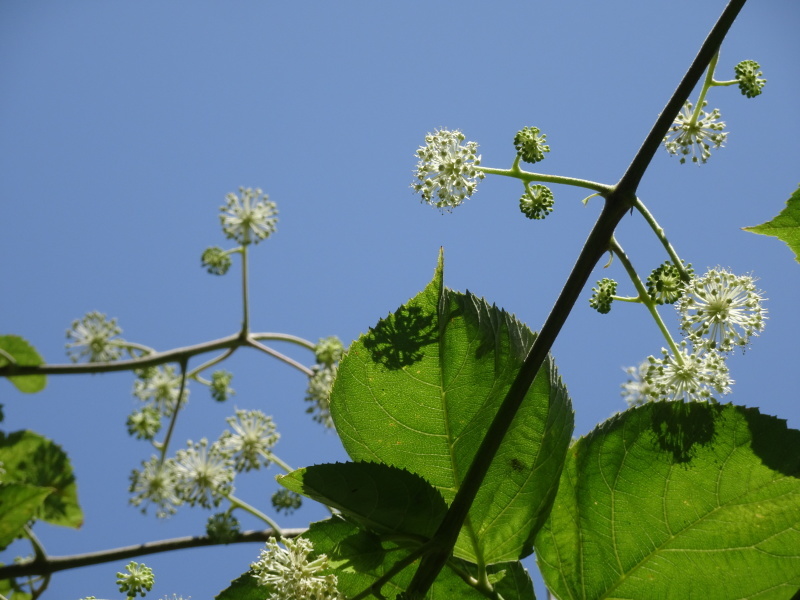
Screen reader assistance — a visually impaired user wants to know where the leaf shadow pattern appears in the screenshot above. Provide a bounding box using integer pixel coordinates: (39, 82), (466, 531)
(742, 407), (800, 478)
(649, 401), (718, 464)
(362, 305), (437, 371)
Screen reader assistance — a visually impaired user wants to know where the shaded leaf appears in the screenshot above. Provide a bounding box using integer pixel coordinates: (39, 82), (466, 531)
(0, 335), (46, 393)
(0, 483), (53, 548)
(305, 517), (535, 599)
(331, 250), (574, 564)
(744, 183), (800, 264)
(0, 431), (82, 528)
(535, 402), (800, 600)
(215, 570), (265, 600)
(277, 461), (446, 538)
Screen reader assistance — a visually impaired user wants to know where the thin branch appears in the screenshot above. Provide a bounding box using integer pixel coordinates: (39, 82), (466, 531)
(0, 332), (316, 377)
(0, 528), (305, 580)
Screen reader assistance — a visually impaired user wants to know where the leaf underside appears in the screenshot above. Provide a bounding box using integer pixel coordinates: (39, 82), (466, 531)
(744, 183), (800, 264)
(535, 401), (800, 600)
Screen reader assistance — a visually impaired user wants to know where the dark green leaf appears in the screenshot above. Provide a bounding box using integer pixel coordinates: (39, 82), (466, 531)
(744, 184), (800, 264)
(215, 570), (265, 600)
(0, 483), (53, 548)
(0, 431), (82, 528)
(331, 250), (574, 564)
(277, 462), (447, 538)
(306, 517), (534, 599)
(0, 335), (46, 393)
(535, 402), (800, 600)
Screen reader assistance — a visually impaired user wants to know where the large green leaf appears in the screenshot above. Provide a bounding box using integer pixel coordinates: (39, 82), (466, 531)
(277, 461), (447, 538)
(331, 250), (574, 564)
(0, 431), (82, 528)
(0, 335), (46, 393)
(535, 402), (800, 600)
(0, 483), (53, 548)
(744, 183), (800, 264)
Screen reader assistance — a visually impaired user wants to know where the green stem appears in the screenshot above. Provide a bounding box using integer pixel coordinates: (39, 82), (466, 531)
(246, 337), (315, 376)
(633, 197), (691, 280)
(691, 51), (720, 121)
(241, 245), (251, 334)
(608, 237), (682, 358)
(158, 358), (188, 463)
(480, 165), (610, 194)
(226, 493), (283, 535)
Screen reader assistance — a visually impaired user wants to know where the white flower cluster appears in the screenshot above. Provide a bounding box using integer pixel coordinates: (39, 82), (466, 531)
(65, 311), (125, 363)
(412, 128), (485, 211)
(663, 100), (727, 164)
(623, 267), (765, 405)
(251, 536), (342, 600)
(220, 187), (278, 245)
(219, 409), (279, 472)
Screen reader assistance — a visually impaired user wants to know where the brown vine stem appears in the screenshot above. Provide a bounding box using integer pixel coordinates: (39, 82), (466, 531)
(0, 528), (305, 580)
(404, 0), (748, 596)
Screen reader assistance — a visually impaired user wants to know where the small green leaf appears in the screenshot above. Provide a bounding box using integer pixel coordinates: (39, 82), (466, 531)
(0, 431), (82, 528)
(0, 578), (32, 600)
(0, 335), (46, 393)
(535, 402), (800, 600)
(0, 483), (53, 548)
(744, 183), (800, 264)
(331, 250), (574, 564)
(277, 462), (447, 538)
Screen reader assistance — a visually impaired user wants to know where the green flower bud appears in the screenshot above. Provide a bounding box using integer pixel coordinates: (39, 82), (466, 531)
(272, 488), (303, 515)
(126, 406), (162, 440)
(734, 60), (766, 98)
(206, 512), (241, 543)
(314, 336), (344, 367)
(646, 261), (693, 305)
(201, 246), (233, 275)
(519, 184), (554, 220)
(589, 278), (617, 314)
(514, 126), (550, 164)
(210, 370), (235, 402)
(116, 561), (155, 598)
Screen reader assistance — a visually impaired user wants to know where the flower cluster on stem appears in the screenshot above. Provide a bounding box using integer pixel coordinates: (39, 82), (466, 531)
(251, 536), (342, 600)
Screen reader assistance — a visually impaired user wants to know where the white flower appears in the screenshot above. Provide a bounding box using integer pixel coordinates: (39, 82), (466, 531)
(621, 360), (657, 407)
(663, 100), (727, 164)
(173, 439), (234, 508)
(677, 267), (766, 353)
(65, 311), (124, 363)
(642, 342), (732, 403)
(219, 409), (279, 472)
(220, 187), (278, 245)
(133, 365), (188, 417)
(305, 365), (336, 428)
(412, 128), (485, 211)
(129, 456), (182, 518)
(251, 537), (342, 600)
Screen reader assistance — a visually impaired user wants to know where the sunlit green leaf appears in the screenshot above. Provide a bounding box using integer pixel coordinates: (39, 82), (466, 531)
(0, 431), (82, 528)
(331, 250), (574, 564)
(744, 183), (800, 264)
(277, 461), (446, 538)
(215, 570), (264, 600)
(535, 402), (800, 600)
(0, 335), (46, 393)
(0, 483), (53, 548)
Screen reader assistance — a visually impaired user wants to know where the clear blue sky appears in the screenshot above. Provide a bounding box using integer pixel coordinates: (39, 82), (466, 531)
(1, 2), (798, 598)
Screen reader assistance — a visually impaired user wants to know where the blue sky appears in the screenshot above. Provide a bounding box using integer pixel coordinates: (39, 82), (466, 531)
(1, 2), (798, 598)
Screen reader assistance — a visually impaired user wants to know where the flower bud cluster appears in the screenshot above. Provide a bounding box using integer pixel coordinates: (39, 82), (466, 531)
(412, 128), (485, 211)
(206, 512), (241, 543)
(734, 60), (766, 98)
(210, 370), (235, 402)
(201, 246), (233, 275)
(133, 365), (188, 418)
(514, 126), (550, 164)
(519, 184), (554, 220)
(117, 561), (155, 598)
(305, 337), (345, 428)
(589, 278), (617, 314)
(646, 261), (693, 305)
(272, 489), (303, 515)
